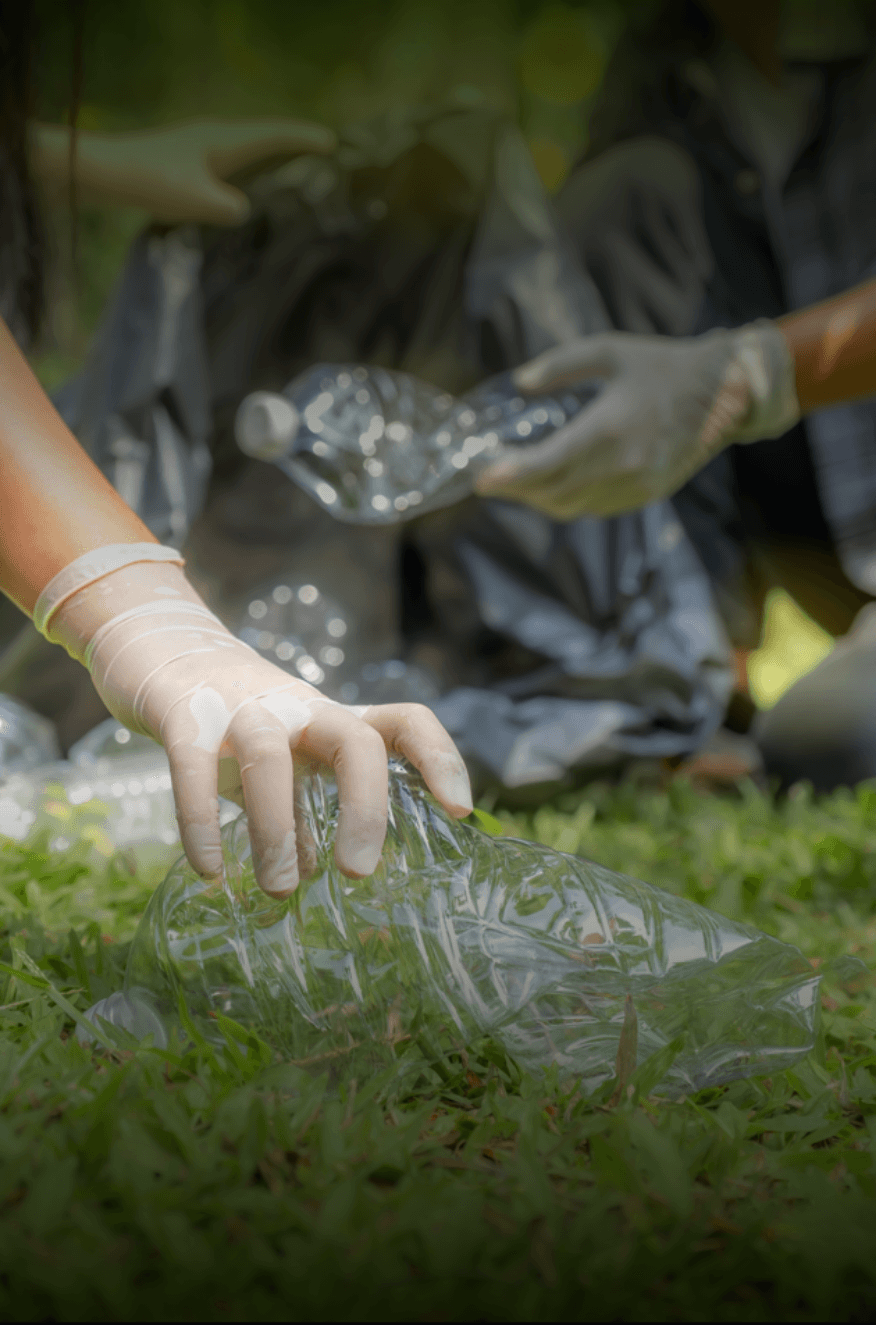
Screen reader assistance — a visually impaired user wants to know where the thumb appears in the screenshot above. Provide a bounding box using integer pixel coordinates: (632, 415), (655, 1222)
(514, 333), (624, 393)
(173, 178), (252, 227)
(205, 118), (337, 177)
(476, 391), (620, 492)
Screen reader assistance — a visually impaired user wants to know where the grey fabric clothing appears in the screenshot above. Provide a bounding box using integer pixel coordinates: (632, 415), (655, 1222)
(567, 34), (876, 641)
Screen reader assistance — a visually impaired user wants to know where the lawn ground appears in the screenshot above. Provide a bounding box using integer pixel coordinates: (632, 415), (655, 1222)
(0, 773), (874, 1322)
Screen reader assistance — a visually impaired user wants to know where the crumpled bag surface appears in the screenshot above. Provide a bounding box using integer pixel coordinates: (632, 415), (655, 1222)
(87, 765), (819, 1096)
(52, 227), (213, 550)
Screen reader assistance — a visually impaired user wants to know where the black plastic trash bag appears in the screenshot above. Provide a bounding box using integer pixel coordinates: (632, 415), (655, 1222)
(52, 227), (213, 549)
(82, 765), (819, 1096)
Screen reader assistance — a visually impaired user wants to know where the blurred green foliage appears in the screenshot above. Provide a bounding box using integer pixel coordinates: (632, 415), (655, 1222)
(32, 0), (623, 130)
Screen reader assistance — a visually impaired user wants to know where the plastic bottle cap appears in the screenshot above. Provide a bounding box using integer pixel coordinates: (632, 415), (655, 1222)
(235, 392), (300, 461)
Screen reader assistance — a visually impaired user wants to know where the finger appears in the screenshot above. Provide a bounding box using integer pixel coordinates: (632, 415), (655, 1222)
(514, 333), (623, 392)
(513, 465), (635, 520)
(230, 712), (299, 898)
(206, 118), (337, 175)
(476, 394), (620, 492)
(699, 369), (752, 451)
(299, 709), (389, 879)
(150, 176), (252, 227)
(362, 704), (473, 817)
(162, 728), (224, 881)
(293, 779), (319, 882)
(486, 466), (583, 520)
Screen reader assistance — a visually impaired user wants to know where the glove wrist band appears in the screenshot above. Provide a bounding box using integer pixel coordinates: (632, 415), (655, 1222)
(730, 319), (801, 444)
(33, 543), (185, 639)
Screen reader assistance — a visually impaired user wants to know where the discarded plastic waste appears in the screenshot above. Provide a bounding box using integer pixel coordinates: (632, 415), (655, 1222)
(234, 578), (352, 691)
(89, 765), (819, 1095)
(76, 989), (169, 1050)
(233, 575), (440, 706)
(338, 659), (440, 707)
(0, 751), (181, 863)
(234, 366), (600, 525)
(0, 694), (61, 775)
(68, 717), (161, 766)
(0, 743), (243, 870)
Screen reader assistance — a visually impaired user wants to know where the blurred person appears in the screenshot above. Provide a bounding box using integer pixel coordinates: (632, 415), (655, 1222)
(5, 5), (734, 800)
(0, 4), (473, 892)
(478, 0), (876, 790)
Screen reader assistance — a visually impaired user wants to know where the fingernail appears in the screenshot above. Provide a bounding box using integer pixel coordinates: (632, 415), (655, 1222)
(261, 863), (299, 897)
(340, 840), (382, 879)
(477, 465), (516, 491)
(448, 775), (474, 816)
(513, 366), (540, 391)
(255, 831), (299, 896)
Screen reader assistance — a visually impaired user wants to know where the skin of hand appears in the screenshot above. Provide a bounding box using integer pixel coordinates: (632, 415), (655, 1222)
(0, 317), (472, 894)
(777, 279), (876, 414)
(29, 117), (336, 226)
(44, 557), (473, 897)
(556, 136), (714, 337)
(475, 321), (799, 520)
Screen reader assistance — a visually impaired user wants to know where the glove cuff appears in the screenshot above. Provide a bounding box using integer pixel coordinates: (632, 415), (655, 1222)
(730, 319), (801, 444)
(33, 543), (185, 639)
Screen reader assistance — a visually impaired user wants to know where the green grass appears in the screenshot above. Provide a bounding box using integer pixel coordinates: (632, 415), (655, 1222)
(0, 776), (875, 1322)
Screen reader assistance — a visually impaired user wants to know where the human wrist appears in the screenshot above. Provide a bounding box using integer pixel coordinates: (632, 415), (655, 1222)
(35, 545), (201, 662)
(729, 319), (801, 444)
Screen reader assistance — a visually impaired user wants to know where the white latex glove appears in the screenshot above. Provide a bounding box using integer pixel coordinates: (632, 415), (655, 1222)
(35, 545), (472, 897)
(476, 321), (801, 520)
(556, 135), (714, 337)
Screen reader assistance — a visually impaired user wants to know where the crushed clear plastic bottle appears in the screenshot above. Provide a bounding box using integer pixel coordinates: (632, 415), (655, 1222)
(89, 764), (820, 1096)
(234, 365), (600, 524)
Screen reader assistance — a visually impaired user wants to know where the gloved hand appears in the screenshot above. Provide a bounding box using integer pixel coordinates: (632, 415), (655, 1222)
(556, 135), (713, 336)
(476, 321), (801, 519)
(32, 117), (336, 227)
(35, 545), (472, 897)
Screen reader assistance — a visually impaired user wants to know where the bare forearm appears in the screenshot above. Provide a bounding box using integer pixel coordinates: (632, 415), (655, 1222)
(778, 280), (876, 414)
(0, 319), (156, 615)
(29, 122), (158, 212)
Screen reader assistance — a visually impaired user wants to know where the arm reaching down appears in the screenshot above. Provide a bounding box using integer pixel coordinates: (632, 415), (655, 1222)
(0, 318), (472, 894)
(30, 117), (336, 227)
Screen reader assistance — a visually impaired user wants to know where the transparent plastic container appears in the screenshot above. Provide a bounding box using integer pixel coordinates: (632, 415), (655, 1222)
(234, 578), (352, 691)
(0, 719), (240, 868)
(68, 717), (163, 766)
(232, 575), (441, 706)
(234, 365), (600, 525)
(0, 694), (61, 775)
(0, 751), (180, 864)
(88, 765), (820, 1095)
